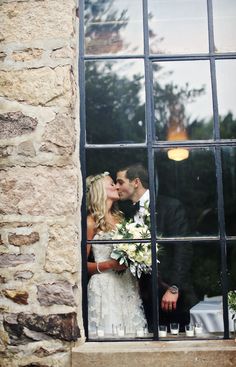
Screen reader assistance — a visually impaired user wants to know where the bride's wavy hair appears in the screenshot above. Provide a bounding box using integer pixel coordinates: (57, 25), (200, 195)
(86, 172), (122, 231)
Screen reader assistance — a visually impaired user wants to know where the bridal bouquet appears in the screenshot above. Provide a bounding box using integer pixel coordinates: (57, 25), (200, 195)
(111, 220), (159, 278)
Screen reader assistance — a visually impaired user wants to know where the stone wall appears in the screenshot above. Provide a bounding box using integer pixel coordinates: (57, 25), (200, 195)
(0, 1), (83, 366)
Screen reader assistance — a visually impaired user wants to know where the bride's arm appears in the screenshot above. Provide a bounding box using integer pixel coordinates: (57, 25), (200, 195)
(87, 216), (126, 275)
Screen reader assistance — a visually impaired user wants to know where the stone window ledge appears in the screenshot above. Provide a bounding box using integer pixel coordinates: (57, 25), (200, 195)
(72, 340), (236, 367)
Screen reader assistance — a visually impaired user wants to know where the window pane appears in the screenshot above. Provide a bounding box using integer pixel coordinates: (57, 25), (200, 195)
(153, 61), (213, 141)
(87, 241), (150, 339)
(148, 0), (208, 54)
(222, 147), (236, 236)
(213, 0), (236, 53)
(216, 60), (236, 139)
(84, 0), (143, 55)
(155, 148), (218, 237)
(85, 60), (146, 144)
(227, 241), (236, 337)
(158, 241), (224, 338)
(190, 242), (224, 338)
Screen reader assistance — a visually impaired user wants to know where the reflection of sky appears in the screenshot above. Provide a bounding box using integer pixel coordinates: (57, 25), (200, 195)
(153, 61), (213, 122)
(148, 0), (209, 54)
(212, 0), (236, 52)
(85, 1), (235, 119)
(216, 60), (236, 116)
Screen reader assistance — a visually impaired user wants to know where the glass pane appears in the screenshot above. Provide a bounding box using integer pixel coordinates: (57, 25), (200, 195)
(155, 148), (218, 237)
(227, 241), (236, 337)
(158, 241), (224, 338)
(84, 0), (143, 55)
(216, 60), (236, 139)
(190, 242), (224, 338)
(148, 0), (208, 54)
(87, 241), (151, 339)
(85, 60), (145, 144)
(153, 61), (213, 141)
(86, 148), (150, 240)
(222, 147), (236, 236)
(213, 0), (236, 53)
(86, 149), (153, 338)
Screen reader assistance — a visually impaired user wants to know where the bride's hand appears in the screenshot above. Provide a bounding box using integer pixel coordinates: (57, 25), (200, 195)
(109, 259), (127, 271)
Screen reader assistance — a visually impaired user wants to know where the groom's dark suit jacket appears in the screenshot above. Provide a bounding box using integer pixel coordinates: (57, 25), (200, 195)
(119, 194), (197, 330)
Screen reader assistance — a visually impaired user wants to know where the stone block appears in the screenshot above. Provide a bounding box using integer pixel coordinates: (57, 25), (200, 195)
(7, 312), (81, 342)
(3, 290), (29, 305)
(1, 0), (75, 44)
(0, 145), (13, 157)
(0, 254), (35, 268)
(14, 271), (33, 280)
(0, 166), (77, 216)
(51, 46), (74, 60)
(37, 281), (76, 307)
(11, 48), (43, 62)
(41, 114), (75, 155)
(45, 224), (79, 273)
(0, 111), (38, 139)
(8, 232), (40, 246)
(17, 141), (36, 157)
(0, 66), (72, 107)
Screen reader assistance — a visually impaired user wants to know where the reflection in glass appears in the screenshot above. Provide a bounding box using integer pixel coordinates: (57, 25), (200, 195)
(86, 155), (150, 338)
(190, 242), (224, 337)
(216, 60), (236, 139)
(155, 148), (218, 237)
(84, 0), (143, 55)
(158, 241), (197, 332)
(148, 0), (208, 54)
(87, 242), (149, 339)
(227, 242), (236, 337)
(153, 61), (213, 141)
(212, 0), (236, 53)
(86, 148), (147, 178)
(222, 148), (236, 236)
(85, 60), (145, 144)
(227, 242), (236, 291)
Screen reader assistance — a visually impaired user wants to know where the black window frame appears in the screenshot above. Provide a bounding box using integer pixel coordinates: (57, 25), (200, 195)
(79, 0), (236, 341)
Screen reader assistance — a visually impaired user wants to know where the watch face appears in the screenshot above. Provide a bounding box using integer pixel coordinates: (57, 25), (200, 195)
(169, 286), (178, 294)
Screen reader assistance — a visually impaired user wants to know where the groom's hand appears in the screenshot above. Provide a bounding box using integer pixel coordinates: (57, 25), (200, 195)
(161, 290), (179, 312)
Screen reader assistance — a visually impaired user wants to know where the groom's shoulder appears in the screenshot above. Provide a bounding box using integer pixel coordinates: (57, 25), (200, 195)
(157, 194), (182, 209)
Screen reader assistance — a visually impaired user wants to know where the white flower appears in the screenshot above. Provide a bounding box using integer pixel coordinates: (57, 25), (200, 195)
(110, 219), (159, 278)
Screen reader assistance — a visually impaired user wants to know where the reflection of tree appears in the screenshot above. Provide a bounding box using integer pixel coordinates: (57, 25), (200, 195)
(153, 65), (206, 140)
(84, 0), (129, 54)
(191, 244), (221, 299)
(220, 112), (236, 139)
(86, 61), (145, 144)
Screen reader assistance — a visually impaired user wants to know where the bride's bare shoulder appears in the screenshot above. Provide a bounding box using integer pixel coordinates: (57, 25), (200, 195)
(87, 215), (97, 239)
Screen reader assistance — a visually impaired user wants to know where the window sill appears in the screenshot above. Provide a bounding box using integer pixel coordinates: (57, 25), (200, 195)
(72, 339), (236, 367)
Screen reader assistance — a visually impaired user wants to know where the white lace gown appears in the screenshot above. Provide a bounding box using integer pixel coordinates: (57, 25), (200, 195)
(88, 231), (147, 337)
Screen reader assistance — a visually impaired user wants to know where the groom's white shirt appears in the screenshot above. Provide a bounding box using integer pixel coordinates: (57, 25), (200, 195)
(133, 189), (150, 225)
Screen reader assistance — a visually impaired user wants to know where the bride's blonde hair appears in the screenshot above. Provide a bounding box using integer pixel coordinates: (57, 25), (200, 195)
(86, 172), (122, 231)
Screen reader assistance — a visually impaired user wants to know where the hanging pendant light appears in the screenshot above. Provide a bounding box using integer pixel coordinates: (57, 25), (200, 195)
(167, 116), (189, 161)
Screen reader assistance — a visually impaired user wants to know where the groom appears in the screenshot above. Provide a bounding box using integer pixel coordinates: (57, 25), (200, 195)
(116, 163), (197, 331)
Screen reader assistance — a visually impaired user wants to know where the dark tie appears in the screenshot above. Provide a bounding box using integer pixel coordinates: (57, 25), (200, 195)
(119, 200), (140, 219)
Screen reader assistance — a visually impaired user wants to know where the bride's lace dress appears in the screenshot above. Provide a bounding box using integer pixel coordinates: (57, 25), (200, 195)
(88, 231), (147, 337)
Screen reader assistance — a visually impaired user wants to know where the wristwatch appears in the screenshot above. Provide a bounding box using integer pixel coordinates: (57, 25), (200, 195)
(168, 285), (179, 294)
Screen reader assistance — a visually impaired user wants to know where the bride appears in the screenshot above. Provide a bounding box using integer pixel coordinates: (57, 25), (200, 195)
(86, 171), (147, 338)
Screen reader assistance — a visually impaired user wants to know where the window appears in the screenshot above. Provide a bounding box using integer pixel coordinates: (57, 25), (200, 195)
(79, 0), (236, 341)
